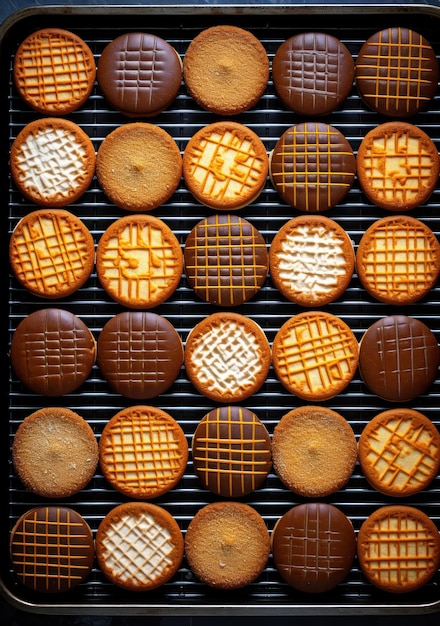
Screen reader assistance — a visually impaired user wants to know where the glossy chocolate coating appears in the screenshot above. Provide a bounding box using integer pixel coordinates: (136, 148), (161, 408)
(10, 308), (96, 396)
(97, 32), (182, 117)
(272, 503), (356, 593)
(97, 311), (183, 399)
(359, 315), (439, 402)
(272, 32), (354, 115)
(10, 506), (94, 593)
(184, 214), (268, 306)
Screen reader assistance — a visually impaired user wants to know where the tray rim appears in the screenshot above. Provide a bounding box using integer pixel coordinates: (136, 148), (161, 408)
(2, 1), (440, 616)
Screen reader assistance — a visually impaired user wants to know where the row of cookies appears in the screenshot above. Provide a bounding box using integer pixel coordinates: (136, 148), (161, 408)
(13, 26), (439, 120)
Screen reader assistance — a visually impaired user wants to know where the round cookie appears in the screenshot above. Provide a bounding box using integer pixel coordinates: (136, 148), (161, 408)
(183, 121), (268, 210)
(184, 214), (268, 306)
(97, 311), (183, 399)
(272, 311), (358, 401)
(357, 505), (440, 593)
(10, 308), (96, 396)
(356, 121), (440, 212)
(358, 408), (440, 497)
(272, 406), (357, 498)
(183, 25), (269, 116)
(192, 406), (272, 497)
(184, 311), (271, 403)
(272, 503), (356, 593)
(13, 28), (96, 116)
(9, 208), (95, 299)
(359, 315), (439, 402)
(269, 215), (354, 307)
(99, 405), (188, 499)
(96, 214), (183, 309)
(96, 501), (184, 591)
(10, 506), (94, 593)
(272, 32), (354, 115)
(184, 501), (270, 589)
(355, 27), (439, 118)
(356, 215), (440, 305)
(269, 122), (355, 212)
(96, 123), (182, 212)
(97, 32), (182, 117)
(10, 117), (96, 207)
(12, 407), (98, 498)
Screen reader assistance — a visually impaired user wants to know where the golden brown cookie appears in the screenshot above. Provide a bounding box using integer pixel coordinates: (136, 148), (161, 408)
(184, 501), (270, 589)
(96, 502), (184, 591)
(183, 25), (269, 116)
(12, 407), (98, 498)
(96, 123), (182, 212)
(9, 208), (95, 299)
(272, 405), (357, 497)
(96, 214), (183, 309)
(10, 117), (96, 207)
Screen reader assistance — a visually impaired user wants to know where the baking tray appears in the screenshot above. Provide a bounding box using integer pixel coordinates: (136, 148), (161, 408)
(1, 2), (440, 617)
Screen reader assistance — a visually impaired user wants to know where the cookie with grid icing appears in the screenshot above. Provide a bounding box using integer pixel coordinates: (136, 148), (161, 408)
(357, 505), (440, 593)
(183, 121), (268, 210)
(355, 27), (439, 118)
(10, 308), (96, 396)
(96, 214), (183, 309)
(356, 215), (440, 305)
(97, 32), (182, 117)
(356, 121), (440, 211)
(10, 117), (96, 207)
(184, 312), (271, 403)
(10, 506), (94, 593)
(13, 28), (96, 116)
(99, 405), (188, 499)
(9, 208), (95, 299)
(183, 25), (269, 116)
(96, 501), (184, 591)
(272, 32), (354, 116)
(96, 123), (182, 212)
(97, 311), (183, 399)
(192, 406), (272, 497)
(12, 407), (98, 499)
(272, 406), (357, 498)
(184, 501), (270, 589)
(272, 311), (358, 401)
(359, 315), (439, 402)
(358, 408), (440, 497)
(269, 215), (354, 307)
(184, 214), (268, 306)
(269, 122), (355, 212)
(272, 503), (356, 593)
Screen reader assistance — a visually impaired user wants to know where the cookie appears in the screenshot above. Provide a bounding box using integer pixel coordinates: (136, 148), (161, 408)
(184, 501), (270, 589)
(269, 215), (354, 306)
(183, 25), (269, 115)
(184, 214), (268, 306)
(13, 28), (96, 116)
(183, 121), (268, 210)
(96, 214), (183, 309)
(10, 117), (96, 207)
(184, 311), (271, 403)
(9, 208), (95, 299)
(99, 405), (188, 499)
(191, 406), (272, 497)
(96, 123), (182, 212)
(272, 405), (357, 498)
(269, 122), (355, 212)
(272, 311), (358, 401)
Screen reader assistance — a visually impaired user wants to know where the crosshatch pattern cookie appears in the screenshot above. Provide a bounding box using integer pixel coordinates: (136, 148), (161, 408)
(269, 122), (356, 212)
(13, 28), (96, 116)
(356, 215), (440, 305)
(184, 214), (268, 306)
